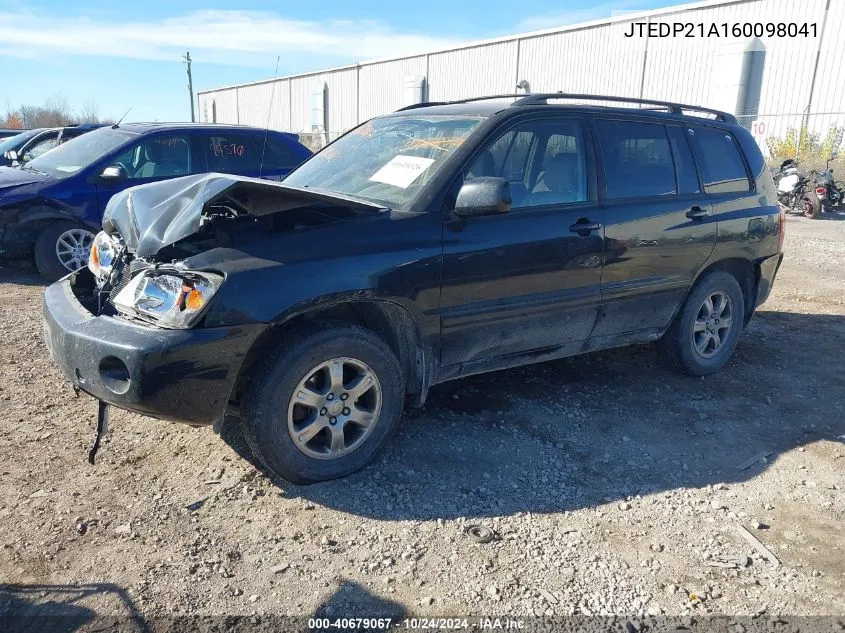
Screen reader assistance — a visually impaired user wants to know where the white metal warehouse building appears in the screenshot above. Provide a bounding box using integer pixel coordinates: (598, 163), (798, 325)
(197, 0), (845, 154)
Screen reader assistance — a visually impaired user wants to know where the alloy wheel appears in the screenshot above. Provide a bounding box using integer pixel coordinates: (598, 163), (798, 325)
(692, 291), (733, 359)
(287, 357), (382, 460)
(55, 228), (95, 272)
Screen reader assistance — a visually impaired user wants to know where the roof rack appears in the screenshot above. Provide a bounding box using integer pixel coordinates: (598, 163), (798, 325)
(394, 93), (736, 123)
(394, 95), (525, 111)
(513, 93), (736, 122)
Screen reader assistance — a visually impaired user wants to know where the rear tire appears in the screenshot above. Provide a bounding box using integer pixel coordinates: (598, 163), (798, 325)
(34, 221), (95, 282)
(658, 271), (745, 376)
(241, 323), (405, 484)
(803, 192), (822, 219)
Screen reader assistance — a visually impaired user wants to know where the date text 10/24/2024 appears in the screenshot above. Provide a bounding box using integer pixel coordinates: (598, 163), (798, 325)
(623, 21), (818, 38)
(308, 618), (526, 630)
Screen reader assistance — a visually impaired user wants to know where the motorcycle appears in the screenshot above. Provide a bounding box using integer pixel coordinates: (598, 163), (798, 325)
(801, 151), (844, 219)
(774, 159), (811, 215)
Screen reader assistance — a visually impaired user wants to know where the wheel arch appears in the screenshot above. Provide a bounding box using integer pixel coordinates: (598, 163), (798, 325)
(233, 297), (432, 411)
(689, 257), (757, 326)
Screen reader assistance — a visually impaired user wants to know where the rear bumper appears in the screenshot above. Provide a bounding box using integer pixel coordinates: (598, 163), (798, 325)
(755, 252), (783, 308)
(42, 275), (266, 426)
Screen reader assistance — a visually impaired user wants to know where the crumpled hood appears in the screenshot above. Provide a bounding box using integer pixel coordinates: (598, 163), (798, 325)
(102, 172), (386, 258)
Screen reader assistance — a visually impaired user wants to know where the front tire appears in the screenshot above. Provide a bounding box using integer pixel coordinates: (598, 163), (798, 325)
(241, 323), (405, 484)
(659, 271), (745, 376)
(34, 221), (95, 281)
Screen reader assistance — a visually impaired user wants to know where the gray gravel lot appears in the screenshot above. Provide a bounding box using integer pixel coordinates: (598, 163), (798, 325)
(0, 213), (843, 625)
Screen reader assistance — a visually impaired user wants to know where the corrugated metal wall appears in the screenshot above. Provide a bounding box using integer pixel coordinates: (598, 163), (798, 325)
(197, 0), (844, 152)
(427, 41), (518, 101)
(518, 21), (646, 97)
(358, 56), (427, 120)
(809, 0), (845, 140)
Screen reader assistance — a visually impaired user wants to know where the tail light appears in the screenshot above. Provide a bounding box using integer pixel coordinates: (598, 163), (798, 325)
(815, 186), (826, 198)
(777, 205), (785, 252)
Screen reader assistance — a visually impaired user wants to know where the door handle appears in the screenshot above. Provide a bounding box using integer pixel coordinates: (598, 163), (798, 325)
(569, 219), (602, 234)
(686, 205), (708, 220)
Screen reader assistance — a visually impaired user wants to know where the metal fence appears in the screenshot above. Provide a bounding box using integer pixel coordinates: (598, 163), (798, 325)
(736, 111), (845, 169)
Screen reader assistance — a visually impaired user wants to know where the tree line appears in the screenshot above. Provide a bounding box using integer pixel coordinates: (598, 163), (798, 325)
(2, 95), (113, 129)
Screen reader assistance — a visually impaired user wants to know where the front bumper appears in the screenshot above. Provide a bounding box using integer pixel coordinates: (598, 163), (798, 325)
(755, 252), (783, 308)
(42, 275), (266, 426)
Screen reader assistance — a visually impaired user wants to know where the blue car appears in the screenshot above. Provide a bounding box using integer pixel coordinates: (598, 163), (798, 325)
(0, 123), (312, 279)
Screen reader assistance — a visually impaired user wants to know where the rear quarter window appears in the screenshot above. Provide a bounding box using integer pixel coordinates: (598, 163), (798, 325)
(263, 136), (306, 171)
(687, 126), (750, 194)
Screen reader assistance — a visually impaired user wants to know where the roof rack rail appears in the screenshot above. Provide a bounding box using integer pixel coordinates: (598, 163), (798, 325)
(393, 93), (736, 123)
(395, 95), (526, 111)
(395, 101), (449, 111)
(512, 92), (737, 123)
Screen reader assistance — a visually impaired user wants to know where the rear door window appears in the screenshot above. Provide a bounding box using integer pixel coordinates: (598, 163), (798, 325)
(687, 126), (750, 194)
(596, 120), (676, 199)
(203, 133), (262, 174)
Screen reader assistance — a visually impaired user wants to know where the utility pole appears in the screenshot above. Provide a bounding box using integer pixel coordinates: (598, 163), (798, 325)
(183, 51), (195, 122)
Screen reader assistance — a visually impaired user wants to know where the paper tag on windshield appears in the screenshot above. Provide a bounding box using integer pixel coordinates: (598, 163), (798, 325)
(369, 155), (435, 189)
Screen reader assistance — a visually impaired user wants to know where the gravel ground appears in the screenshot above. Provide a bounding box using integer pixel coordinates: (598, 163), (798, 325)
(0, 214), (843, 626)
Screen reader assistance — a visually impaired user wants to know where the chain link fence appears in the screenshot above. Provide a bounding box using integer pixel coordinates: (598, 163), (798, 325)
(736, 111), (845, 172)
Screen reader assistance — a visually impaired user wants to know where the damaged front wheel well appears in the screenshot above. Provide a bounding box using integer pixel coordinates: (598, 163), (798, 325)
(232, 300), (428, 409)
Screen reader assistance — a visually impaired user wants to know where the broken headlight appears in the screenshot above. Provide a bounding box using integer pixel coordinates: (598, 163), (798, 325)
(112, 270), (223, 329)
(88, 231), (121, 284)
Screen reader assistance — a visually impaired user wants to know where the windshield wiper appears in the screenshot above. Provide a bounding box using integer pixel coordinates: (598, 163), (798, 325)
(20, 165), (46, 175)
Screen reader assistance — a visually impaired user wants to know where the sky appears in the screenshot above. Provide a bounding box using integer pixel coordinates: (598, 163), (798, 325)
(0, 0), (683, 123)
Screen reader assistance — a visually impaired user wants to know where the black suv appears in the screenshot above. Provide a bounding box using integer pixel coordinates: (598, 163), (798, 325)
(43, 94), (784, 483)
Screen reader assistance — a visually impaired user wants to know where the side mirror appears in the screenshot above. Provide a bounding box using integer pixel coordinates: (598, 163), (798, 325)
(99, 166), (126, 180)
(5, 150), (18, 161)
(454, 177), (512, 218)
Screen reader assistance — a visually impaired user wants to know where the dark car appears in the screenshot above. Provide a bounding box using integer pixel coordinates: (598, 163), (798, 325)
(42, 93), (784, 483)
(0, 124), (105, 167)
(0, 123), (312, 279)
(0, 128), (27, 139)
(0, 129), (46, 164)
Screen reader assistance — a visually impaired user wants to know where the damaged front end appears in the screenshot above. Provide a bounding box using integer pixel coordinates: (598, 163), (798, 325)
(45, 172), (386, 463)
(78, 172), (385, 321)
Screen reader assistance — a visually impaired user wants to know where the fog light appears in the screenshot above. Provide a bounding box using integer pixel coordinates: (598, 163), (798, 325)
(99, 356), (130, 394)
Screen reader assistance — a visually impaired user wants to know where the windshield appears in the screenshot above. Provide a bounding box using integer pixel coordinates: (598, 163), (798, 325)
(284, 115), (485, 208)
(0, 130), (40, 154)
(26, 127), (136, 177)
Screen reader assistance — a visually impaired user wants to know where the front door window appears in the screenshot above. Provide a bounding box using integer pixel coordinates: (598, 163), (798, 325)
(110, 135), (192, 180)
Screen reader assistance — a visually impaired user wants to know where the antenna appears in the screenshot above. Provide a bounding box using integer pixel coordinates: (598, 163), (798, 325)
(259, 55), (281, 179)
(112, 107), (132, 129)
